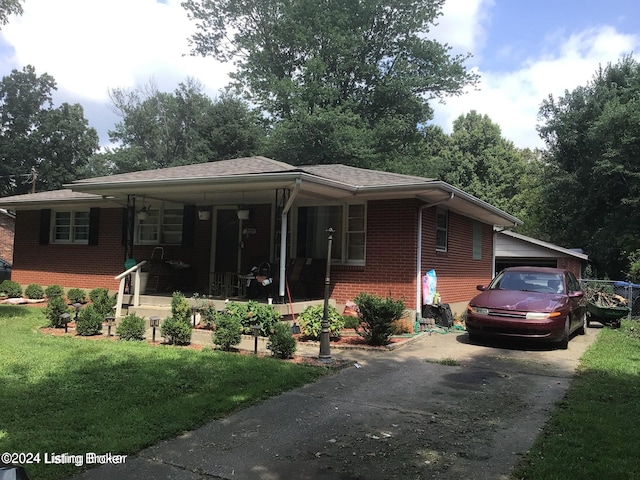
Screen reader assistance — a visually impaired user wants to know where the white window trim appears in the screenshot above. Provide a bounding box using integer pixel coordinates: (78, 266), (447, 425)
(135, 205), (183, 245)
(51, 210), (90, 244)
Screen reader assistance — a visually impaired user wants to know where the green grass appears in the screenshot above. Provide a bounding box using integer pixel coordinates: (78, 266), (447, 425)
(513, 320), (640, 479)
(0, 306), (328, 480)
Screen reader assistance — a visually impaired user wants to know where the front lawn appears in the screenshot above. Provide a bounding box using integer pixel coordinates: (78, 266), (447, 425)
(0, 305), (328, 480)
(513, 320), (640, 479)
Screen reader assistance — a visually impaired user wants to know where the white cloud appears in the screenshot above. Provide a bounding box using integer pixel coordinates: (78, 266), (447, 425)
(432, 21), (640, 149)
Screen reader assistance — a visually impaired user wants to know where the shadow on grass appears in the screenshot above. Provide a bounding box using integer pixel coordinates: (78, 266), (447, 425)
(0, 328), (326, 480)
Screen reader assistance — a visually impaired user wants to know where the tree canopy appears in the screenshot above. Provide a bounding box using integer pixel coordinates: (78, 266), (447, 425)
(537, 55), (640, 276)
(0, 0), (23, 26)
(100, 79), (264, 173)
(0, 65), (99, 194)
(182, 0), (478, 167)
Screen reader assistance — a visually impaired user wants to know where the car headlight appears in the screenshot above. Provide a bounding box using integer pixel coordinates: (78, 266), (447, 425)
(468, 306), (489, 315)
(525, 312), (561, 320)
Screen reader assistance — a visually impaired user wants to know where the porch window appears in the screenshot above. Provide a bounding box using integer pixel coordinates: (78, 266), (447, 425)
(296, 203), (366, 264)
(136, 207), (183, 245)
(52, 210), (90, 243)
(472, 221), (482, 259)
(435, 208), (448, 252)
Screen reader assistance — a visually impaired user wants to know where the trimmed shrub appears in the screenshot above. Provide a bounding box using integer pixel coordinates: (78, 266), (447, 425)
(75, 304), (104, 336)
(44, 295), (71, 328)
(354, 293), (406, 346)
(89, 288), (117, 317)
(343, 314), (361, 331)
(0, 280), (22, 298)
(160, 315), (192, 345)
(44, 284), (64, 299)
(24, 284), (45, 300)
(171, 292), (192, 323)
(116, 313), (146, 341)
(298, 304), (345, 340)
(212, 311), (242, 351)
(67, 288), (87, 304)
(268, 321), (297, 359)
(199, 303), (217, 329)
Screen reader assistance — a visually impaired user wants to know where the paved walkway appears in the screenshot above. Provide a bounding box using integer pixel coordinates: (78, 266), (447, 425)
(72, 328), (597, 480)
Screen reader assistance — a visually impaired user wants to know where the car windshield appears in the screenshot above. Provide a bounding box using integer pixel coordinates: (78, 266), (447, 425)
(491, 271), (565, 294)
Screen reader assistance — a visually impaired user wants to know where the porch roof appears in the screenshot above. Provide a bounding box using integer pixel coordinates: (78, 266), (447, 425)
(0, 157), (522, 227)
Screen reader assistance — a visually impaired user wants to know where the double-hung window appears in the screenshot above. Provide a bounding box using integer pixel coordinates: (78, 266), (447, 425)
(53, 211), (90, 244)
(136, 207), (183, 245)
(296, 203), (366, 264)
(435, 208), (448, 252)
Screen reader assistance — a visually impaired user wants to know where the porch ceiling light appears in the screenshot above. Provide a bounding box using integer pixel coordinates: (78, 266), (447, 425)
(198, 209), (211, 221)
(237, 209), (250, 220)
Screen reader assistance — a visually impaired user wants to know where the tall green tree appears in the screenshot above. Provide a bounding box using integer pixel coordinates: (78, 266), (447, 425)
(537, 55), (640, 276)
(106, 79), (264, 172)
(182, 0), (478, 167)
(0, 65), (99, 194)
(0, 0), (23, 26)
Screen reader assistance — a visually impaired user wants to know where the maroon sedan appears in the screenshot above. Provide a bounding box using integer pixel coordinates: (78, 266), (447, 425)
(466, 267), (587, 349)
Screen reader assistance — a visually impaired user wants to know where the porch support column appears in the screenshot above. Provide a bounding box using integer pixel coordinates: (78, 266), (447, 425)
(278, 178), (301, 300)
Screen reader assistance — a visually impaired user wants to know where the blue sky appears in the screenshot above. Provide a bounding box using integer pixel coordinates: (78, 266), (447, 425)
(0, 0), (638, 150)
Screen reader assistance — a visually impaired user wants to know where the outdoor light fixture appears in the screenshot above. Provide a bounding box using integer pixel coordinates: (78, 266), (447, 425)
(73, 302), (82, 322)
(251, 324), (261, 354)
(192, 307), (199, 327)
(137, 196), (151, 220)
(237, 209), (250, 220)
(198, 209), (211, 221)
(60, 312), (71, 333)
(105, 316), (115, 337)
(150, 316), (160, 343)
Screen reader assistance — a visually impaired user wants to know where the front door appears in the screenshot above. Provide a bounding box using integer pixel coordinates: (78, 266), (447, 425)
(215, 209), (240, 273)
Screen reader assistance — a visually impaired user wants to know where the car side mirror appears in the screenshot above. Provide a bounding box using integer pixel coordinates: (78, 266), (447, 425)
(569, 291), (584, 298)
(476, 285), (487, 291)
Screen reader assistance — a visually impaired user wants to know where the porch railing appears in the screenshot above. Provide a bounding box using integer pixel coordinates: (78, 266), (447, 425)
(114, 260), (147, 317)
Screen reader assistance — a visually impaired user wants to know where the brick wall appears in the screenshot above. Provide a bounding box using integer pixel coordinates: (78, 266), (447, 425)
(0, 211), (15, 263)
(329, 200), (495, 311)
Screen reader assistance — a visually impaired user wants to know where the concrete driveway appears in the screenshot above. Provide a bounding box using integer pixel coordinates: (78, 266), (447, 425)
(73, 328), (598, 480)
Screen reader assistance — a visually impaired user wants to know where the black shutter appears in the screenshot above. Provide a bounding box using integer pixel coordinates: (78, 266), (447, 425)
(89, 208), (100, 245)
(182, 204), (196, 247)
(39, 209), (51, 245)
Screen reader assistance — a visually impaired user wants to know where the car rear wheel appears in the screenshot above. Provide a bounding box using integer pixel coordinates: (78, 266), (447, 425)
(558, 319), (570, 350)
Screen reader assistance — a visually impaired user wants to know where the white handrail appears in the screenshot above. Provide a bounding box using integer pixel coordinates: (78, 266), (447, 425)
(114, 260), (147, 317)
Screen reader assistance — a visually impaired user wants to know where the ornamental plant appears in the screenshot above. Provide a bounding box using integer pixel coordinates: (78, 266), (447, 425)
(24, 283), (45, 300)
(225, 301), (282, 336)
(44, 284), (64, 299)
(268, 321), (297, 359)
(44, 295), (71, 328)
(212, 311), (242, 351)
(0, 280), (22, 298)
(298, 304), (344, 340)
(66, 288), (87, 304)
(160, 315), (192, 345)
(353, 292), (405, 346)
(116, 313), (146, 341)
(75, 304), (104, 336)
(88, 288), (117, 317)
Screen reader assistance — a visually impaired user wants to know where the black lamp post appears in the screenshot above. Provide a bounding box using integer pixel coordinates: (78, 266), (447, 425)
(150, 316), (160, 343)
(73, 302), (81, 323)
(60, 312), (71, 333)
(319, 228), (334, 361)
(251, 324), (261, 354)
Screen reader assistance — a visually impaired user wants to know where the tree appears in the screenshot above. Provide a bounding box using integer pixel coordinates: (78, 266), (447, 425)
(0, 0), (24, 26)
(106, 79), (264, 172)
(0, 65), (99, 194)
(182, 0), (478, 167)
(537, 55), (640, 276)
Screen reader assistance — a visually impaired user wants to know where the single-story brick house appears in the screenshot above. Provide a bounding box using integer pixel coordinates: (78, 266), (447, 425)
(0, 157), (521, 318)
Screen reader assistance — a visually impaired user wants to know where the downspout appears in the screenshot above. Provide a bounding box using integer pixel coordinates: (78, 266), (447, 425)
(278, 178), (301, 300)
(416, 192), (454, 326)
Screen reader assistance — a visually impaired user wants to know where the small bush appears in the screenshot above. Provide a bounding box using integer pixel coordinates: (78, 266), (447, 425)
(44, 295), (71, 328)
(116, 313), (146, 341)
(67, 288), (87, 304)
(268, 321), (297, 359)
(24, 283), (45, 300)
(45, 284), (64, 299)
(75, 304), (104, 336)
(354, 292), (406, 346)
(161, 315), (192, 345)
(392, 316), (415, 334)
(298, 304), (345, 340)
(212, 312), (242, 351)
(342, 314), (361, 331)
(199, 303), (217, 328)
(89, 288), (117, 317)
(171, 292), (192, 323)
(225, 301), (282, 336)
(0, 280), (22, 298)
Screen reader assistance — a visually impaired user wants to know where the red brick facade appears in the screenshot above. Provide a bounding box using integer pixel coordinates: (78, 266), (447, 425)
(11, 201), (495, 312)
